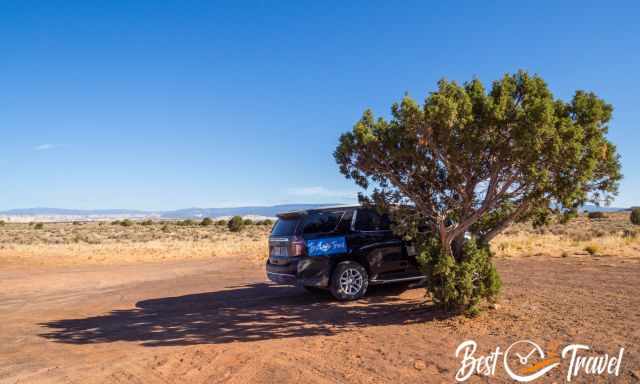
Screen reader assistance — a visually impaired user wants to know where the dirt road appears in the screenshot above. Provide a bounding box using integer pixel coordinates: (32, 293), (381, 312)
(1, 255), (639, 383)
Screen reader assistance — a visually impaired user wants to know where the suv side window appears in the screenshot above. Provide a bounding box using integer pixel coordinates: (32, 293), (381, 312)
(354, 209), (391, 231)
(301, 211), (344, 234)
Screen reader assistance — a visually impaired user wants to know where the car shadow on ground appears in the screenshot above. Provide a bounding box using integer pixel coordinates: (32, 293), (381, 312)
(39, 283), (449, 347)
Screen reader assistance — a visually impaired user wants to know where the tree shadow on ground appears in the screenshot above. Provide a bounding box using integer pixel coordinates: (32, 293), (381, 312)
(39, 283), (449, 347)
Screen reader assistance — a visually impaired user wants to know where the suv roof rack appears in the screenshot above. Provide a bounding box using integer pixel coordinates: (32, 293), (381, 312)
(276, 204), (360, 218)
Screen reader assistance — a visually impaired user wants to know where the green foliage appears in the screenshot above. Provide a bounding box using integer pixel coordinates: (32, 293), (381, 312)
(558, 209), (578, 224)
(111, 220), (121, 225)
(227, 216), (244, 232)
(465, 306), (481, 318)
(587, 211), (607, 219)
(416, 238), (501, 311)
(34, 222), (44, 230)
(216, 219), (227, 225)
(0, 220), (5, 226)
(178, 219), (195, 226)
(141, 219), (154, 226)
(200, 217), (213, 226)
(260, 219), (274, 226)
(72, 221), (81, 225)
(631, 208), (640, 225)
(120, 219), (133, 227)
(335, 71), (621, 311)
(243, 218), (253, 225)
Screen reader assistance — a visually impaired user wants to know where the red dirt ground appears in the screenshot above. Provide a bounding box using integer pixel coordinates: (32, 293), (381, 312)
(1, 255), (639, 383)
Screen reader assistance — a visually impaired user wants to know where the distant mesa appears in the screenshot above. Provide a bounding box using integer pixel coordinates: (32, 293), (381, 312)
(0, 204), (342, 222)
(580, 205), (627, 213)
(0, 204), (627, 223)
(0, 208), (149, 216)
(159, 204), (341, 219)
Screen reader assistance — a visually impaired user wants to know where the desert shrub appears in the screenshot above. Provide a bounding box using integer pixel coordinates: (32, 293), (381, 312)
(34, 222), (44, 230)
(584, 244), (600, 255)
(216, 219), (227, 225)
(120, 219), (134, 227)
(227, 216), (244, 232)
(260, 219), (273, 226)
(72, 221), (81, 225)
(161, 224), (170, 232)
(559, 209), (578, 224)
(0, 220), (5, 226)
(111, 220), (121, 225)
(243, 218), (253, 225)
(140, 219), (154, 226)
(631, 208), (640, 225)
(176, 219), (195, 226)
(588, 211), (607, 220)
(465, 306), (481, 318)
(416, 238), (501, 311)
(623, 229), (637, 239)
(200, 217), (213, 226)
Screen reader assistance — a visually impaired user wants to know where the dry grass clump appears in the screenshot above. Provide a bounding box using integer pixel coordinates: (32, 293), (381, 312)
(584, 244), (600, 256)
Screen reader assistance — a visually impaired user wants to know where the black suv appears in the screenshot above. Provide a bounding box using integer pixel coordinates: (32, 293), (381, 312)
(265, 205), (424, 300)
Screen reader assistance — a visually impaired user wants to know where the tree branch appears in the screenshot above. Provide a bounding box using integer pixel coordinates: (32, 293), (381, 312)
(481, 201), (530, 243)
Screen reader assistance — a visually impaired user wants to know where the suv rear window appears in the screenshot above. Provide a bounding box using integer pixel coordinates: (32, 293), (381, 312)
(271, 219), (300, 236)
(355, 209), (391, 231)
(301, 211), (344, 234)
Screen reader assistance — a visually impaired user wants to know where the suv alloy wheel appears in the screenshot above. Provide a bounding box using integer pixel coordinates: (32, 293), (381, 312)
(330, 261), (369, 300)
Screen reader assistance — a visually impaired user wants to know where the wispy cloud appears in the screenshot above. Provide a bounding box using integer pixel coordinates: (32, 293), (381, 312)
(34, 144), (57, 151)
(286, 186), (358, 200)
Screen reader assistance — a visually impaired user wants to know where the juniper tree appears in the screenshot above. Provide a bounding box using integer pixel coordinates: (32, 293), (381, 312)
(335, 71), (621, 310)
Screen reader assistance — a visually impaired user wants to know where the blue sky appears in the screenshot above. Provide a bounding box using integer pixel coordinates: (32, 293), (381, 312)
(1, 1), (639, 210)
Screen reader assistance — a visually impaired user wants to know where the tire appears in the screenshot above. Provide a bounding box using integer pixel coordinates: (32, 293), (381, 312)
(330, 261), (369, 301)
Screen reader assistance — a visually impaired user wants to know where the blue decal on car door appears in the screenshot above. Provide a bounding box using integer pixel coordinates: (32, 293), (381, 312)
(306, 236), (347, 256)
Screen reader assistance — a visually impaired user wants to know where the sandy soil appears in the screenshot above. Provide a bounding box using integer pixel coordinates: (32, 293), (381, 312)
(1, 254), (639, 384)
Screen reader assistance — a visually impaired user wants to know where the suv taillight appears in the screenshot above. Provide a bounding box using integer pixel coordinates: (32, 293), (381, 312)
(290, 237), (305, 257)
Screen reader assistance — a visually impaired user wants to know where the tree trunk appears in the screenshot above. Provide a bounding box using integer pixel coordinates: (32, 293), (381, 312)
(451, 235), (465, 261)
(437, 232), (466, 262)
(437, 221), (453, 259)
